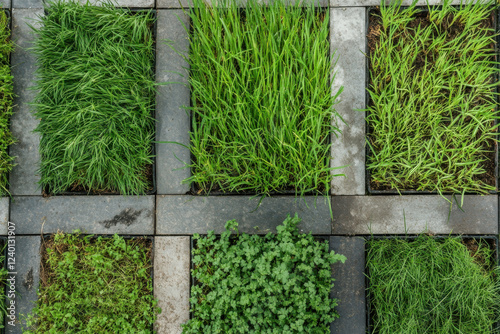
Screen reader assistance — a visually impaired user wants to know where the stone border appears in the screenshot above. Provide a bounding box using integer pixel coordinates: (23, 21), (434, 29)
(10, 196), (155, 235)
(155, 9), (191, 195)
(330, 236), (366, 334)
(0, 197), (8, 235)
(6, 236), (40, 334)
(154, 236), (190, 334)
(13, 0), (155, 8)
(330, 7), (366, 195)
(156, 195), (332, 235)
(332, 195), (498, 235)
(10, 8), (42, 196)
(1, 0), (11, 9)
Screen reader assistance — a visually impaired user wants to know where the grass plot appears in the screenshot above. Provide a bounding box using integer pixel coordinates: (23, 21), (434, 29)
(0, 11), (14, 196)
(32, 1), (156, 195)
(24, 233), (159, 333)
(367, 1), (499, 194)
(366, 236), (500, 333)
(184, 215), (346, 333)
(184, 0), (342, 195)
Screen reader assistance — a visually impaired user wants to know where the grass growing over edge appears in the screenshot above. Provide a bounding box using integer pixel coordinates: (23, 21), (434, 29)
(366, 235), (500, 333)
(183, 214), (346, 333)
(0, 10), (14, 196)
(24, 233), (160, 333)
(180, 0), (343, 195)
(366, 0), (500, 194)
(31, 0), (156, 195)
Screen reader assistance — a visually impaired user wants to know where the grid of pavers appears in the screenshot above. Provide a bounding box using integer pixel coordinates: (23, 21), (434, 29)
(1, 0), (498, 333)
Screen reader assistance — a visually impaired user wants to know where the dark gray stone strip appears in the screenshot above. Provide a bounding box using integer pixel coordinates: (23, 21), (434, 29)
(331, 0), (476, 6)
(156, 10), (191, 195)
(156, 195), (332, 234)
(332, 195), (498, 235)
(330, 7), (366, 195)
(10, 195), (155, 235)
(158, 0), (328, 9)
(10, 9), (42, 195)
(330, 236), (366, 334)
(5, 236), (40, 334)
(12, 0), (39, 8)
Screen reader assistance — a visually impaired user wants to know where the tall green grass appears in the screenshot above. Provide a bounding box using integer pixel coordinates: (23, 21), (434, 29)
(182, 0), (342, 195)
(0, 10), (14, 196)
(31, 0), (156, 195)
(367, 236), (500, 333)
(367, 0), (499, 194)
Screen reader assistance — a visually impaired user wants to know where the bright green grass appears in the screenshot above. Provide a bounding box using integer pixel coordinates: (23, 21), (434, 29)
(367, 0), (499, 194)
(31, 0), (156, 195)
(0, 10), (14, 196)
(366, 235), (500, 333)
(183, 0), (342, 195)
(24, 233), (160, 333)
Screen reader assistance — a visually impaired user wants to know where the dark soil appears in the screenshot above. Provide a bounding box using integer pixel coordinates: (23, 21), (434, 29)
(367, 7), (497, 192)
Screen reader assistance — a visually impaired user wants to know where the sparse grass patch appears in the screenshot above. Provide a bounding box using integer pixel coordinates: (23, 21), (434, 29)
(366, 0), (499, 194)
(31, 0), (156, 195)
(0, 10), (14, 196)
(366, 235), (500, 333)
(183, 0), (342, 195)
(24, 233), (159, 333)
(183, 215), (346, 333)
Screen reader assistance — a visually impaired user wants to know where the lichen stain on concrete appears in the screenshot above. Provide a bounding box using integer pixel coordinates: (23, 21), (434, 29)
(100, 208), (144, 228)
(24, 267), (34, 290)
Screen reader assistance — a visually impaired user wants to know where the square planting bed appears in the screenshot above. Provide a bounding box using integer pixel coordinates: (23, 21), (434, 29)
(185, 215), (346, 333)
(365, 235), (500, 333)
(0, 9), (13, 196)
(365, 2), (499, 195)
(23, 233), (159, 333)
(32, 0), (157, 196)
(183, 0), (341, 196)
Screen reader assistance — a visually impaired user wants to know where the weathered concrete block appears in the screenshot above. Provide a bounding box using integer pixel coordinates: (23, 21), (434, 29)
(156, 195), (331, 234)
(57, 0), (155, 7)
(330, 236), (366, 334)
(156, 10), (191, 195)
(332, 195), (498, 235)
(5, 236), (40, 334)
(12, 0), (40, 8)
(1, 1), (11, 8)
(154, 237), (190, 334)
(331, 0), (477, 6)
(10, 9), (42, 195)
(330, 8), (366, 196)
(0, 197), (8, 235)
(11, 196), (155, 235)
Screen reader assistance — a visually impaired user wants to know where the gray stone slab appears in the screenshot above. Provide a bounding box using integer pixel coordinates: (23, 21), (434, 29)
(1, 1), (11, 9)
(157, 195), (331, 234)
(154, 236), (190, 334)
(158, 0), (327, 8)
(330, 8), (366, 196)
(0, 197), (8, 235)
(331, 0), (477, 6)
(332, 195), (498, 235)
(5, 236), (40, 334)
(156, 10), (191, 195)
(12, 0), (41, 8)
(10, 9), (41, 195)
(11, 195), (155, 235)
(330, 236), (366, 334)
